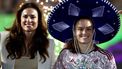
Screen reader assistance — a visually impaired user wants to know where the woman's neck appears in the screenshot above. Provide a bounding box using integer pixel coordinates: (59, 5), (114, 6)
(24, 31), (35, 48)
(24, 31), (35, 40)
(23, 31), (35, 56)
(79, 43), (94, 54)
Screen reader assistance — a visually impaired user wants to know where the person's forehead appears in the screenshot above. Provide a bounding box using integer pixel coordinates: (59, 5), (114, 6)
(22, 8), (38, 15)
(76, 19), (92, 27)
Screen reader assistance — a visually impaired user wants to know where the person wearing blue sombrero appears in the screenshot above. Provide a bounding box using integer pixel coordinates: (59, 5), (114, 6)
(48, 0), (120, 69)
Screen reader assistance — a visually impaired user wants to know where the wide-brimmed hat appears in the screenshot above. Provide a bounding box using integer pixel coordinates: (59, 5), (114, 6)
(48, 0), (120, 43)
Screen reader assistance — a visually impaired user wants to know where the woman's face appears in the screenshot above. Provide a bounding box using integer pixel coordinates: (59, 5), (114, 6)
(75, 19), (93, 44)
(21, 8), (38, 32)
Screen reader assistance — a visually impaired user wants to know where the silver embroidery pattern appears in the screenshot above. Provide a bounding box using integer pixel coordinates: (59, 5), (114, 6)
(52, 22), (70, 32)
(92, 6), (105, 17)
(98, 24), (114, 35)
(68, 3), (80, 16)
(54, 49), (117, 69)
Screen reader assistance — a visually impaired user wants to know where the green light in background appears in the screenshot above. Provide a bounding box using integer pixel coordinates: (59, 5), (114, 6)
(0, 13), (15, 31)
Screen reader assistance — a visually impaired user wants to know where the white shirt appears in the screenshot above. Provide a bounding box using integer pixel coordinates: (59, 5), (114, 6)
(0, 31), (55, 69)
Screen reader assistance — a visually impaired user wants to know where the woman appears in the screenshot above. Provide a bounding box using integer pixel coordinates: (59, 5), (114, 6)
(53, 16), (117, 69)
(47, 0), (120, 69)
(0, 2), (55, 69)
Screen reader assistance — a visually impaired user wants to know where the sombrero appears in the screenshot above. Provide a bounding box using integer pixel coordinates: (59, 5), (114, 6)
(48, 0), (120, 43)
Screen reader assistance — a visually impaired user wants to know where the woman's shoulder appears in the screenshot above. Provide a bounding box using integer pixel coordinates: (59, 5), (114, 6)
(0, 31), (9, 41)
(0, 31), (9, 37)
(48, 38), (54, 44)
(96, 46), (114, 60)
(48, 38), (55, 48)
(59, 48), (70, 56)
(47, 38), (55, 52)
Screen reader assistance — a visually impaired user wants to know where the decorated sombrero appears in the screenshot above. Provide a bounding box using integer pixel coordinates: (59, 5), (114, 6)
(48, 0), (120, 43)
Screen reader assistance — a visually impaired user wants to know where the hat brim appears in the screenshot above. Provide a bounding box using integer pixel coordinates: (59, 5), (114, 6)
(48, 0), (120, 43)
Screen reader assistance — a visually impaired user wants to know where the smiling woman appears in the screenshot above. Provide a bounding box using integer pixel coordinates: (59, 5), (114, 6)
(0, 2), (55, 69)
(75, 18), (93, 45)
(48, 0), (120, 69)
(21, 8), (38, 32)
(53, 17), (117, 69)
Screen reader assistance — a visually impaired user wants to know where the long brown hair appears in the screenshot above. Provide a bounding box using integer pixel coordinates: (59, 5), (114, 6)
(5, 2), (49, 63)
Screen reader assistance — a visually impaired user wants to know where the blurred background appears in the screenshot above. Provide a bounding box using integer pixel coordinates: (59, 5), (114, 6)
(0, 0), (122, 68)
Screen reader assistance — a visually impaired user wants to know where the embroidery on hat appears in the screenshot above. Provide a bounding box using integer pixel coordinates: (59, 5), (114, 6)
(52, 22), (70, 32)
(92, 6), (105, 17)
(68, 3), (80, 16)
(98, 24), (114, 35)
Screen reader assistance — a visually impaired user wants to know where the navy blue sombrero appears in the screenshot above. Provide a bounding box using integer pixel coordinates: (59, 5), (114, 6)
(48, 0), (120, 43)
